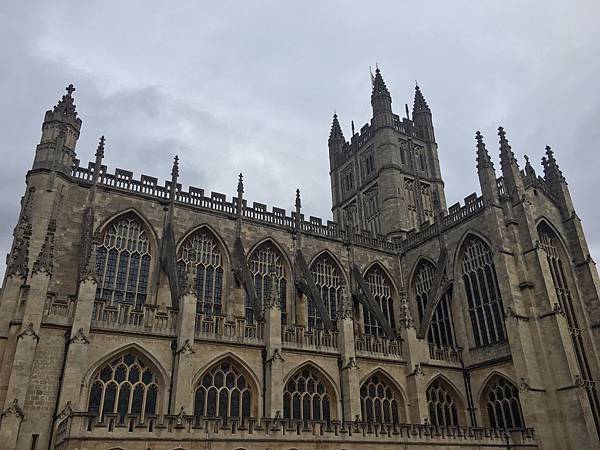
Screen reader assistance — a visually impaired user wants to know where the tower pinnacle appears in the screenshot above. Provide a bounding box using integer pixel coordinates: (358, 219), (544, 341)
(328, 113), (345, 143)
(475, 131), (494, 170)
(413, 83), (430, 114)
(53, 84), (78, 119)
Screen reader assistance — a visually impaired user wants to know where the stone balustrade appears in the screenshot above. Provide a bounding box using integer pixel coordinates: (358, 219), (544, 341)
(91, 301), (177, 336)
(355, 335), (404, 359)
(282, 326), (339, 353)
(428, 344), (462, 364)
(54, 413), (538, 450)
(195, 314), (264, 345)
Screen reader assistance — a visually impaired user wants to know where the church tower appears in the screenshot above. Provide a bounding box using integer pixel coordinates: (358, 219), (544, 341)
(329, 69), (446, 238)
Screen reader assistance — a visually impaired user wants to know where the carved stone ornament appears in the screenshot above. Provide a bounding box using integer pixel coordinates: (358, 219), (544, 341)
(552, 302), (565, 316)
(412, 364), (424, 377)
(269, 348), (285, 363)
(518, 378), (530, 392)
(274, 410), (282, 420)
(574, 374), (586, 387)
(17, 322), (39, 342)
(398, 288), (414, 329)
(69, 328), (90, 345)
(56, 401), (73, 421)
(263, 266), (281, 310)
(1, 398), (24, 418)
(176, 339), (195, 355)
(336, 292), (353, 321)
(343, 357), (359, 370)
(175, 406), (186, 425)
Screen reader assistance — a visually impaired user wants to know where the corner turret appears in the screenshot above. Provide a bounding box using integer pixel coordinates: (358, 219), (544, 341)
(371, 68), (394, 128)
(412, 84), (435, 142)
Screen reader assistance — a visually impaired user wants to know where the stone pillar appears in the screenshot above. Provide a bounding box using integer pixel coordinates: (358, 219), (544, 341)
(264, 271), (283, 418)
(171, 269), (197, 415)
(337, 298), (360, 421)
(0, 269), (50, 450)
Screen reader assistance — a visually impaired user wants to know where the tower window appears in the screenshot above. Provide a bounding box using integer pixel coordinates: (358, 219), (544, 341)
(364, 153), (375, 175)
(341, 167), (354, 192)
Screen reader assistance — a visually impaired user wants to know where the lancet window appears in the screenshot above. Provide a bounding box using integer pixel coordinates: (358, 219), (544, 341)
(461, 237), (506, 347)
(88, 353), (158, 421)
(177, 229), (224, 318)
(194, 361), (251, 420)
(95, 215), (151, 309)
(308, 254), (345, 329)
(426, 378), (460, 427)
(283, 367), (331, 421)
(414, 260), (456, 349)
(245, 243), (287, 324)
(363, 266), (395, 337)
(485, 376), (524, 429)
(360, 373), (400, 424)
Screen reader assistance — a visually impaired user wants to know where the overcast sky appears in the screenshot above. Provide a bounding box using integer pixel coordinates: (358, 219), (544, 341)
(1, 1), (599, 280)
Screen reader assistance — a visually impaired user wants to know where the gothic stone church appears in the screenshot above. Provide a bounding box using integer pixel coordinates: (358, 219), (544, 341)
(0, 69), (598, 450)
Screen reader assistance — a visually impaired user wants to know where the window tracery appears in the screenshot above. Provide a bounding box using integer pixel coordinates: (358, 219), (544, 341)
(363, 266), (395, 337)
(194, 361), (251, 420)
(426, 378), (460, 427)
(177, 229), (224, 317)
(246, 243), (287, 324)
(414, 260), (456, 349)
(95, 215), (151, 309)
(485, 376), (524, 429)
(308, 254), (345, 329)
(283, 367), (331, 421)
(461, 237), (506, 347)
(88, 353), (158, 421)
(360, 373), (400, 424)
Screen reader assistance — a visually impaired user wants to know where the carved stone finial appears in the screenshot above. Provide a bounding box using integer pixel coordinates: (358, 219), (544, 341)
(171, 155), (179, 180)
(53, 84), (78, 118)
(32, 219), (56, 276)
(237, 173), (244, 197)
(475, 131), (494, 170)
(295, 188), (301, 211)
(95, 136), (105, 160)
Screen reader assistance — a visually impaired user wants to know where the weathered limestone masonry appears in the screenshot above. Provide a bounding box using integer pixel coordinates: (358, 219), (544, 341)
(0, 70), (598, 450)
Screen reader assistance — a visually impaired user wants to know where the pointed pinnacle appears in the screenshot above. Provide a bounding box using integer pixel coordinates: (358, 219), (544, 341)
(545, 145), (554, 160)
(171, 155), (179, 179)
(53, 84), (78, 117)
(413, 83), (429, 113)
(329, 113), (344, 142)
(237, 173), (244, 196)
(498, 126), (517, 165)
(295, 188), (301, 211)
(475, 131), (493, 170)
(371, 67), (390, 97)
(95, 136), (105, 160)
(66, 84), (75, 96)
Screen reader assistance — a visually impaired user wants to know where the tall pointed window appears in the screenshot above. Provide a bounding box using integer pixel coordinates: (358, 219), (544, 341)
(194, 361), (252, 420)
(485, 376), (524, 429)
(363, 266), (395, 337)
(426, 378), (461, 427)
(283, 366), (331, 421)
(308, 254), (345, 329)
(177, 229), (224, 318)
(360, 372), (401, 424)
(461, 237), (506, 347)
(246, 243), (287, 324)
(88, 353), (159, 421)
(96, 215), (151, 309)
(414, 260), (456, 349)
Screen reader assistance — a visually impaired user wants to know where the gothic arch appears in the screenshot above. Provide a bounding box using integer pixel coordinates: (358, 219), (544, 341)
(452, 230), (495, 278)
(475, 370), (515, 407)
(82, 343), (169, 417)
(361, 262), (398, 336)
(408, 255), (437, 288)
(478, 372), (525, 428)
(362, 261), (400, 295)
(426, 374), (466, 426)
(95, 208), (159, 252)
(247, 237), (293, 274)
(176, 223), (232, 270)
(359, 368), (407, 423)
(536, 217), (573, 259)
(308, 249), (350, 286)
(283, 361), (340, 420)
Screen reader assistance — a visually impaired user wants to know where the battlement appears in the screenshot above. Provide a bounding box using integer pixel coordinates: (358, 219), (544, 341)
(55, 413), (537, 450)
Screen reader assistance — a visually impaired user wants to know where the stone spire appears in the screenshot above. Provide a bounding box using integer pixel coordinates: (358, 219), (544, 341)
(370, 67), (393, 128)
(169, 155), (179, 204)
(53, 84), (78, 120)
(294, 188), (302, 233)
(32, 219), (56, 275)
(498, 126), (524, 199)
(92, 136), (105, 184)
(6, 220), (32, 278)
(524, 154), (537, 181)
(476, 131), (494, 170)
(236, 173), (244, 218)
(542, 146), (565, 184)
(412, 83), (430, 115)
(328, 113), (345, 143)
(371, 67), (390, 98)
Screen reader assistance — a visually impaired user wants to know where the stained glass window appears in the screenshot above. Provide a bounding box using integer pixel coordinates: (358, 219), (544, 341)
(485, 376), (524, 429)
(360, 372), (400, 424)
(177, 229), (224, 318)
(95, 215), (151, 309)
(308, 254), (345, 329)
(426, 378), (460, 426)
(363, 266), (395, 337)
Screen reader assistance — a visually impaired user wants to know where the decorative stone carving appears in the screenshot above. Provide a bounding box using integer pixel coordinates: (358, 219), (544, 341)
(176, 339), (195, 355)
(69, 328), (90, 345)
(343, 357), (359, 370)
(33, 219), (56, 276)
(175, 406), (186, 425)
(18, 323), (39, 342)
(1, 399), (24, 418)
(56, 401), (73, 421)
(6, 219), (31, 278)
(268, 348), (284, 363)
(398, 288), (414, 329)
(411, 364), (424, 377)
(337, 292), (354, 321)
(518, 378), (530, 392)
(263, 265), (281, 310)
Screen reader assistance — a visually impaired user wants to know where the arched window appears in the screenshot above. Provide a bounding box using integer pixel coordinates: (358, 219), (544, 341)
(247, 243), (287, 324)
(363, 266), (395, 337)
(461, 237), (506, 347)
(414, 260), (456, 349)
(426, 378), (461, 427)
(360, 372), (401, 424)
(96, 215), (151, 309)
(484, 376), (524, 429)
(308, 254), (345, 330)
(194, 361), (251, 420)
(177, 229), (224, 318)
(88, 353), (159, 421)
(283, 366), (331, 421)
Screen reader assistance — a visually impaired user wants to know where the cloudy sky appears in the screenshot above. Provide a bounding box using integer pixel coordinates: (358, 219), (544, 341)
(1, 1), (599, 279)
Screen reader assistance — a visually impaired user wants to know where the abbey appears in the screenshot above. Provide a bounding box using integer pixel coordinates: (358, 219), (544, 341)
(0, 69), (598, 450)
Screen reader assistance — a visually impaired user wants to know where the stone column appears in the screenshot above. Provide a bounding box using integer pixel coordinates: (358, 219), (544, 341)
(171, 267), (197, 415)
(337, 295), (360, 421)
(0, 267), (50, 450)
(264, 270), (284, 418)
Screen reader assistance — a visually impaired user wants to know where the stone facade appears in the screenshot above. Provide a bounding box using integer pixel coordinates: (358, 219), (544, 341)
(0, 73), (598, 450)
